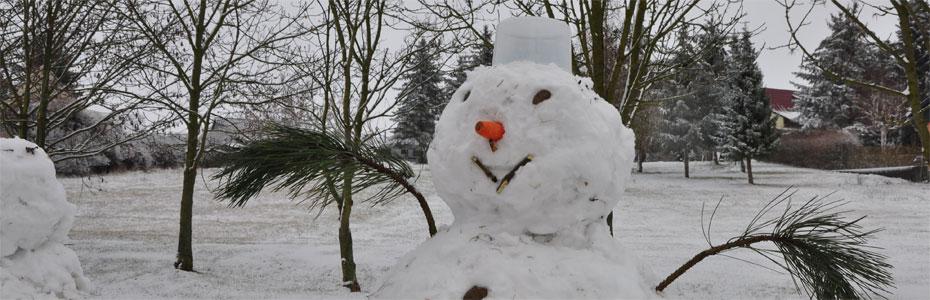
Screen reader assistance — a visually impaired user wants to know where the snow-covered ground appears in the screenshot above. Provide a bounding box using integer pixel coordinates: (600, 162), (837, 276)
(60, 161), (928, 299)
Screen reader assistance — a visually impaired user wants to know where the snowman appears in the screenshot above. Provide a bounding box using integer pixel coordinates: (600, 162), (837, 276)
(373, 17), (654, 299)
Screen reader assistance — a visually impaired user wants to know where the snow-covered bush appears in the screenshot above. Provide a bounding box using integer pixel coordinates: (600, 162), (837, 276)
(1, 137), (92, 298)
(54, 134), (182, 176)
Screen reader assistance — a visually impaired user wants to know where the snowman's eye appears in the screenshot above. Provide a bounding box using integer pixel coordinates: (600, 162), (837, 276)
(462, 90), (471, 102)
(532, 89), (551, 105)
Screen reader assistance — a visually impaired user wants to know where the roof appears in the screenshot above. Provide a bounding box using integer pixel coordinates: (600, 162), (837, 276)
(764, 88), (795, 110)
(773, 109), (800, 121)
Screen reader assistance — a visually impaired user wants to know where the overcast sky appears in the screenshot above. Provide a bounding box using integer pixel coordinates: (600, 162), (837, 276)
(386, 1), (902, 90)
(742, 0), (899, 90)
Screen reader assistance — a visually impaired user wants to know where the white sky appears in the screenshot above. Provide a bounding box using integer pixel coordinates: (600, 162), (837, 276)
(742, 0), (898, 90)
(387, 1), (901, 90)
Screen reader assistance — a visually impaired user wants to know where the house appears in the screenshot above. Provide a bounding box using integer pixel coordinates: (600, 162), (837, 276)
(764, 88), (801, 129)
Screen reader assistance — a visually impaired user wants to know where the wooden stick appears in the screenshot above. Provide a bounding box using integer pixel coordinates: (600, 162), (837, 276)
(496, 155), (533, 194)
(471, 156), (498, 183)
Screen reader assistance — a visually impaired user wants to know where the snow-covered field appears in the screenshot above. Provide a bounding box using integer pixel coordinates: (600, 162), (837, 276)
(60, 161), (928, 299)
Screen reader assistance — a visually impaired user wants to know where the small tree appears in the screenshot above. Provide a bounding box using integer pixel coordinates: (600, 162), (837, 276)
(719, 29), (778, 184)
(121, 0), (308, 271)
(856, 44), (908, 148)
(274, 0), (441, 291)
(658, 27), (702, 177)
(392, 39), (444, 163)
(693, 21), (732, 163)
(661, 98), (702, 177)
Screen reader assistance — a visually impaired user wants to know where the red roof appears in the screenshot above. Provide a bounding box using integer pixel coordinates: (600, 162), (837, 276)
(764, 88), (795, 110)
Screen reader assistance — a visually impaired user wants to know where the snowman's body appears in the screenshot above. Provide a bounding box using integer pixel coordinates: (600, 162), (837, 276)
(373, 62), (654, 299)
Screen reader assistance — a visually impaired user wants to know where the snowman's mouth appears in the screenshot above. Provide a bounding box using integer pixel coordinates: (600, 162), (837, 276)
(471, 155), (534, 194)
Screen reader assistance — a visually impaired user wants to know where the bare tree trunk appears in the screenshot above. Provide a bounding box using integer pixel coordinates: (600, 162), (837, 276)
(740, 159), (746, 173)
(339, 168), (359, 291)
(637, 151), (645, 173)
(175, 71), (201, 271)
(746, 157), (754, 184)
(683, 150), (690, 178)
(892, 1), (930, 174)
(880, 125), (888, 150)
(17, 4), (33, 140)
(175, 163), (196, 271)
(34, 1), (55, 148)
(712, 151), (719, 165)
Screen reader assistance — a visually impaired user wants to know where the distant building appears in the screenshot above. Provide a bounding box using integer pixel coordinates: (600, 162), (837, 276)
(764, 88), (800, 129)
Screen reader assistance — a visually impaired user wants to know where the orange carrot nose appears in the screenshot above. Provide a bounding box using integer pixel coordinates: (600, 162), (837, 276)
(475, 120), (505, 141)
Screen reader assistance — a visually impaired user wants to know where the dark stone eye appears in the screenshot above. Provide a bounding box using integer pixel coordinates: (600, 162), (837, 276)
(462, 90), (471, 102)
(533, 89), (551, 105)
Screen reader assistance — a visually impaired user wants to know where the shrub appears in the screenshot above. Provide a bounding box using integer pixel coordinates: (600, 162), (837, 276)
(767, 129), (922, 170)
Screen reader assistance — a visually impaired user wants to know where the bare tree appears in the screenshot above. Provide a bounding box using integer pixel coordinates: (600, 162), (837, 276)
(301, 0), (442, 291)
(0, 0), (167, 162)
(120, 0), (309, 271)
(780, 0), (930, 170)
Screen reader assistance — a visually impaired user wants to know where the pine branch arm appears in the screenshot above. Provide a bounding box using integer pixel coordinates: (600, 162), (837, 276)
(655, 235), (782, 292)
(353, 155), (437, 237)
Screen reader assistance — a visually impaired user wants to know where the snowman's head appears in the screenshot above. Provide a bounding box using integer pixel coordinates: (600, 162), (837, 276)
(427, 62), (635, 234)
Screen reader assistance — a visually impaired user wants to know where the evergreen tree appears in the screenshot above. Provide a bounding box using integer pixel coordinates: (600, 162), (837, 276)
(659, 27), (702, 177)
(793, 4), (870, 129)
(720, 30), (778, 184)
(442, 55), (470, 112)
(473, 26), (494, 66)
(392, 39), (444, 163)
(693, 22), (732, 162)
(443, 26), (494, 103)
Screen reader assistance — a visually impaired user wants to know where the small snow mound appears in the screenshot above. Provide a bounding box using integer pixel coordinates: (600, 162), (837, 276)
(1, 137), (91, 298)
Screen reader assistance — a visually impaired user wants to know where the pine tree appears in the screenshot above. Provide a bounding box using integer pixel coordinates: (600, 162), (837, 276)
(473, 26), (494, 66)
(793, 4), (870, 129)
(442, 55), (470, 111)
(659, 27), (702, 177)
(442, 26), (494, 103)
(720, 30), (779, 184)
(392, 39), (444, 163)
(693, 22), (731, 163)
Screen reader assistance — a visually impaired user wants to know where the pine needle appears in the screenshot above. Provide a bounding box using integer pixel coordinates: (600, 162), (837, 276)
(657, 188), (894, 300)
(211, 124), (414, 213)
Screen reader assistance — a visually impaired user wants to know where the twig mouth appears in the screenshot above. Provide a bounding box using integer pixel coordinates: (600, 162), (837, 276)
(471, 155), (534, 194)
(471, 156), (498, 183)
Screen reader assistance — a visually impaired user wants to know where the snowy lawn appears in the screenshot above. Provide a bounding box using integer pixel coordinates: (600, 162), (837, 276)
(61, 161), (929, 299)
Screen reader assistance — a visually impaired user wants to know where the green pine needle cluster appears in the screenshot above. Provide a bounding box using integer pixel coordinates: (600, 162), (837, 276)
(735, 190), (894, 299)
(658, 189), (894, 300)
(212, 124), (414, 211)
